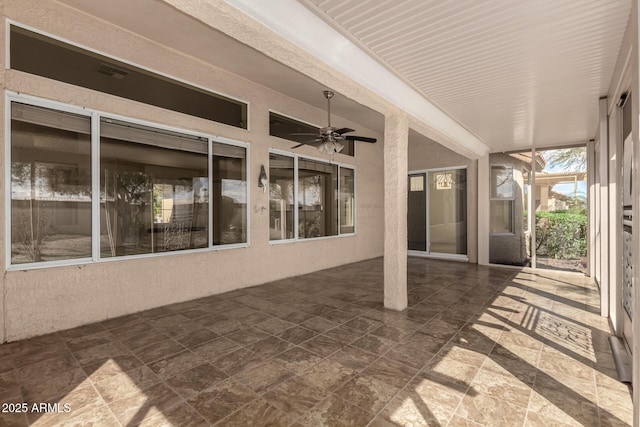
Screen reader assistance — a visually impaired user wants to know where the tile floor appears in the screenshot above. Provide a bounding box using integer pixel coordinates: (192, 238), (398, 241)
(0, 257), (633, 426)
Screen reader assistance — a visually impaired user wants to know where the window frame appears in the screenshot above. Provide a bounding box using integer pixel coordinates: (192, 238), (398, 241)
(6, 92), (250, 270)
(489, 164), (515, 235)
(268, 148), (355, 244)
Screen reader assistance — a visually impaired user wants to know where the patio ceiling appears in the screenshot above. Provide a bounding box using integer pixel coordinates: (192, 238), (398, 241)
(57, 0), (631, 154)
(297, 0), (632, 152)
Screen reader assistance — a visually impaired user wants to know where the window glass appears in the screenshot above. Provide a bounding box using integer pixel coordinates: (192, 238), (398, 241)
(11, 103), (92, 264)
(269, 154), (295, 240)
(490, 200), (513, 234)
(213, 143), (247, 245)
(340, 167), (355, 234)
(491, 165), (514, 199)
(100, 118), (208, 257)
(298, 159), (338, 238)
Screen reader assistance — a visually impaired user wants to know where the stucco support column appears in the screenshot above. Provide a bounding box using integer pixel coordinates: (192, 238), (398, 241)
(477, 154), (490, 265)
(384, 113), (408, 311)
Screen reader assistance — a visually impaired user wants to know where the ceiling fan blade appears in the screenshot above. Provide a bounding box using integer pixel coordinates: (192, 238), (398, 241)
(289, 132), (320, 136)
(291, 139), (322, 149)
(334, 127), (355, 135)
(345, 135), (377, 143)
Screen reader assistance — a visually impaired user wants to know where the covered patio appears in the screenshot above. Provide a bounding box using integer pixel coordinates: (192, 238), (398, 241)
(0, 258), (630, 426)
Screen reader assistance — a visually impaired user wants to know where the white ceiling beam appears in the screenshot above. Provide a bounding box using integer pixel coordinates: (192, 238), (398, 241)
(224, 0), (490, 158)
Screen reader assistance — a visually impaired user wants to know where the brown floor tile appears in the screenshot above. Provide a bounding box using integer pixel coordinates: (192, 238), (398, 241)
(148, 349), (206, 380)
(225, 327), (271, 346)
(352, 334), (396, 355)
(235, 360), (295, 394)
(138, 402), (208, 427)
(0, 412), (29, 427)
(133, 338), (186, 364)
(263, 375), (329, 419)
(324, 325), (366, 345)
(299, 334), (344, 358)
(334, 373), (399, 414)
(301, 316), (339, 333)
(279, 310), (316, 324)
(383, 342), (436, 370)
(344, 316), (384, 333)
(271, 346), (322, 374)
(165, 363), (228, 399)
(12, 343), (71, 369)
(0, 371), (21, 402)
(276, 326), (317, 345)
(206, 319), (245, 335)
(327, 346), (377, 372)
(455, 392), (527, 427)
(21, 367), (89, 402)
(216, 397), (295, 426)
(248, 336), (294, 358)
(193, 337), (241, 362)
(298, 394), (374, 426)
(120, 327), (170, 351)
(174, 327), (219, 349)
(469, 368), (532, 409)
(303, 358), (356, 391)
(14, 354), (79, 383)
(376, 388), (454, 427)
(210, 347), (265, 376)
(0, 259), (628, 427)
(362, 357), (418, 389)
(254, 317), (295, 335)
(108, 382), (182, 425)
(26, 384), (103, 426)
(187, 378), (257, 424)
(94, 365), (160, 403)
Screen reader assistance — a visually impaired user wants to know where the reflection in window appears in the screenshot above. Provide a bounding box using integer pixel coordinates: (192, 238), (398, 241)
(100, 118), (209, 257)
(11, 103), (92, 264)
(491, 165), (514, 198)
(340, 167), (355, 234)
(269, 154), (295, 240)
(213, 143), (247, 245)
(298, 159), (338, 238)
(269, 112), (354, 156)
(490, 165), (514, 234)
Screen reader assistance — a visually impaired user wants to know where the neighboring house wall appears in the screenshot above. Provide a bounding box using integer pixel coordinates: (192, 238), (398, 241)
(489, 153), (528, 266)
(0, 0), (385, 341)
(408, 135), (478, 263)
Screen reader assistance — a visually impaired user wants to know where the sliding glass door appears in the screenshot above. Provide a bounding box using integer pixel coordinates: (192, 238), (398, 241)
(408, 168), (467, 258)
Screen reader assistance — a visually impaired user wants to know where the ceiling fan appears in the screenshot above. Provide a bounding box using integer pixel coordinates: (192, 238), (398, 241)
(291, 90), (377, 154)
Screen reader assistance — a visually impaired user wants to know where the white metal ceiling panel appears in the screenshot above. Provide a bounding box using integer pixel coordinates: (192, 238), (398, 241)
(303, 0), (631, 151)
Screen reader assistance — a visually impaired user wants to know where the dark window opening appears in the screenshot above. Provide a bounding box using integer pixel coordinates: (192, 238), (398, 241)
(10, 26), (247, 129)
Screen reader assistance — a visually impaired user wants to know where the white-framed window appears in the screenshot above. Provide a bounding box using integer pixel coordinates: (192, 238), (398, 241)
(269, 150), (355, 242)
(490, 165), (514, 234)
(7, 94), (249, 268)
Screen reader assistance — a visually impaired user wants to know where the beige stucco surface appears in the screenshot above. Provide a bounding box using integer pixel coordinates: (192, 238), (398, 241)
(0, 0), (384, 341)
(408, 135), (478, 263)
(383, 114), (409, 311)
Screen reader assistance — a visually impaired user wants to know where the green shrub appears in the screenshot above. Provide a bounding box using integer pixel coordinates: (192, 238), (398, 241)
(535, 211), (587, 259)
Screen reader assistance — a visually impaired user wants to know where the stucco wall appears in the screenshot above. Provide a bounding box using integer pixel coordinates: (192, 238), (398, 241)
(408, 134), (478, 263)
(0, 0), (384, 341)
(488, 153), (529, 266)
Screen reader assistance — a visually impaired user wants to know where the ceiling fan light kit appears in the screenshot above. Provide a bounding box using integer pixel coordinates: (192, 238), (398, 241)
(290, 90), (377, 154)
